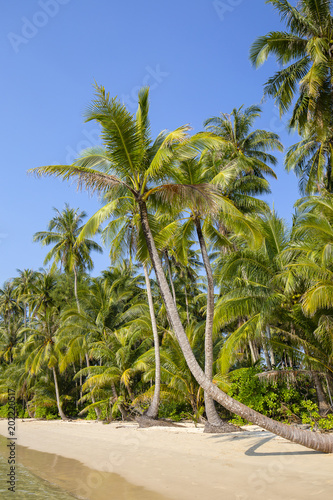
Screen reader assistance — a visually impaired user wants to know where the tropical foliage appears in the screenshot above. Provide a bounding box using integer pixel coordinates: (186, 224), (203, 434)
(2, 1), (333, 454)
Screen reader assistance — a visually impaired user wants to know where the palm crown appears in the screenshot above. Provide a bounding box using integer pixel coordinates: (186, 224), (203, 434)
(250, 0), (333, 132)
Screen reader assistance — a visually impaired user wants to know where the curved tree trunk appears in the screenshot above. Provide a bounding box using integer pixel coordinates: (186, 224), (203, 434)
(143, 263), (161, 419)
(52, 367), (67, 420)
(139, 200), (333, 453)
(194, 217), (223, 427)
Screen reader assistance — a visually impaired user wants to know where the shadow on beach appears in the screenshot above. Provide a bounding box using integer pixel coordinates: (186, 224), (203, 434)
(206, 431), (323, 456)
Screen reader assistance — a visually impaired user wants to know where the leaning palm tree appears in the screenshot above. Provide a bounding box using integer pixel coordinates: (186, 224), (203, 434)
(250, 0), (333, 133)
(33, 205), (102, 309)
(30, 85), (333, 452)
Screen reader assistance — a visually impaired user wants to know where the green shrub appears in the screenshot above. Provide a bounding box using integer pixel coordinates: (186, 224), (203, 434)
(227, 367), (317, 425)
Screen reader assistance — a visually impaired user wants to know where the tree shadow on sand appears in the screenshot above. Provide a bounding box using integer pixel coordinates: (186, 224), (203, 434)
(206, 433), (323, 456)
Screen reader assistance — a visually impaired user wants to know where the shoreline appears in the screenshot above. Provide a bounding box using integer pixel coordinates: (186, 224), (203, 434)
(0, 419), (332, 499)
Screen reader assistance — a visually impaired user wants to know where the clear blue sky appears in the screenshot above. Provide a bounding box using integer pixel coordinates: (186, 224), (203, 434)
(0, 0), (300, 285)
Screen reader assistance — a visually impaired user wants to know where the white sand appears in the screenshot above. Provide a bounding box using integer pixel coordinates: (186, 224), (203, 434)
(0, 419), (332, 499)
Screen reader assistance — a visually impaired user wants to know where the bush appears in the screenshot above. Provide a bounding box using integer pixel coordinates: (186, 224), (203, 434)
(158, 401), (193, 420)
(0, 403), (25, 419)
(227, 367), (317, 425)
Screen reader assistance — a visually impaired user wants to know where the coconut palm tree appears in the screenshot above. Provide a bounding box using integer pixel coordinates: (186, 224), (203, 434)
(135, 323), (206, 420)
(33, 205), (102, 309)
(204, 104), (282, 185)
(30, 85), (333, 452)
(285, 122), (333, 194)
(0, 281), (22, 326)
(22, 306), (67, 420)
(12, 269), (38, 341)
(291, 194), (333, 316)
(60, 268), (147, 418)
(250, 0), (333, 132)
(99, 201), (162, 419)
(214, 211), (292, 372)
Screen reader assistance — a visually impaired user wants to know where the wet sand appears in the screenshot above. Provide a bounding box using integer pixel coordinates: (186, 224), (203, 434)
(0, 419), (332, 499)
(0, 435), (170, 499)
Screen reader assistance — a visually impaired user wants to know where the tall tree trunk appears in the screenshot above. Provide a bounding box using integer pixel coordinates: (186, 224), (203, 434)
(194, 216), (222, 427)
(249, 339), (259, 364)
(24, 303), (27, 342)
(85, 353), (101, 419)
(143, 263), (160, 419)
(184, 284), (190, 324)
(79, 355), (83, 402)
(312, 372), (331, 416)
(52, 367), (67, 420)
(261, 332), (272, 370)
(164, 250), (176, 304)
(138, 200), (333, 453)
(73, 266), (80, 311)
(72, 362), (79, 410)
(266, 326), (275, 367)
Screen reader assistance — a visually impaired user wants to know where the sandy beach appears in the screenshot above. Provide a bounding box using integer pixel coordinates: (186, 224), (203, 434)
(0, 419), (332, 499)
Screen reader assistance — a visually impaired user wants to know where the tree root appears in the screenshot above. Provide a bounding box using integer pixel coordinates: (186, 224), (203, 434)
(204, 420), (244, 434)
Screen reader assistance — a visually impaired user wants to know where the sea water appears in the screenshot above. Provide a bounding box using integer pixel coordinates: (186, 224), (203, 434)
(0, 453), (77, 499)
(0, 435), (171, 500)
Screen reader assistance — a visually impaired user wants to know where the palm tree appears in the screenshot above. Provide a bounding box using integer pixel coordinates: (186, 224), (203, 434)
(285, 122), (333, 194)
(204, 104), (282, 184)
(60, 268), (147, 419)
(214, 211), (292, 373)
(291, 194), (333, 316)
(0, 281), (21, 326)
(12, 269), (38, 341)
(30, 85), (333, 452)
(250, 0), (333, 132)
(163, 124), (280, 426)
(22, 306), (67, 420)
(33, 205), (102, 309)
(136, 323), (206, 420)
(99, 199), (162, 419)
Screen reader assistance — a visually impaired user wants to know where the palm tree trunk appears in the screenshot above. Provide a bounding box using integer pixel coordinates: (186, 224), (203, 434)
(85, 353), (101, 419)
(194, 217), (222, 426)
(73, 265), (80, 311)
(261, 332), (272, 370)
(249, 339), (259, 364)
(143, 263), (160, 419)
(164, 250), (176, 304)
(313, 372), (331, 416)
(79, 355), (83, 402)
(138, 199), (333, 452)
(52, 367), (67, 420)
(24, 303), (27, 342)
(184, 285), (190, 324)
(266, 326), (275, 367)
